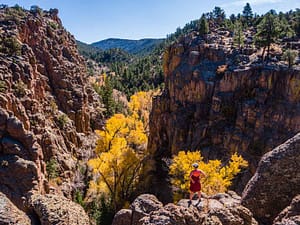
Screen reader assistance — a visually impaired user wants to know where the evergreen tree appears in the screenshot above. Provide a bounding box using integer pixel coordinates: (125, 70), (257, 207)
(255, 12), (281, 61)
(233, 20), (245, 50)
(212, 6), (226, 25)
(282, 49), (298, 68)
(224, 19), (234, 32)
(94, 76), (116, 118)
(293, 9), (300, 36)
(199, 14), (209, 36)
(242, 3), (253, 26)
(279, 17), (296, 38)
(229, 14), (237, 23)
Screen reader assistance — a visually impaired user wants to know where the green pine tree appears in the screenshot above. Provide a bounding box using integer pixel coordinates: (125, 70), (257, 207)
(242, 3), (253, 26)
(282, 49), (298, 68)
(199, 14), (209, 36)
(212, 6), (226, 25)
(102, 78), (116, 117)
(233, 20), (245, 50)
(255, 12), (281, 61)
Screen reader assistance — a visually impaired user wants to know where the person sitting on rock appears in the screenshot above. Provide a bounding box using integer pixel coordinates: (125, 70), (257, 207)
(189, 163), (206, 202)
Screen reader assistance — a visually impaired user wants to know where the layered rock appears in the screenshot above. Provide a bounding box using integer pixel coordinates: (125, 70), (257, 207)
(0, 6), (103, 220)
(112, 192), (257, 225)
(148, 31), (300, 199)
(242, 132), (300, 224)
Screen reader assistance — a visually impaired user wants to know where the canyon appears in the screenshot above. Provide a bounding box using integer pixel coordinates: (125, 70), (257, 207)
(1, 5), (300, 225)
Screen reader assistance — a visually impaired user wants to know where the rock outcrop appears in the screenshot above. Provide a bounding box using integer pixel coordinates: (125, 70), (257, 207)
(30, 194), (89, 225)
(0, 109), (45, 213)
(273, 195), (300, 225)
(0, 192), (31, 225)
(242, 132), (300, 224)
(112, 192), (257, 225)
(148, 31), (300, 200)
(0, 6), (102, 221)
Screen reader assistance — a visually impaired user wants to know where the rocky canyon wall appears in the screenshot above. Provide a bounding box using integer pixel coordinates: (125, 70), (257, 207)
(0, 6), (103, 220)
(148, 31), (300, 199)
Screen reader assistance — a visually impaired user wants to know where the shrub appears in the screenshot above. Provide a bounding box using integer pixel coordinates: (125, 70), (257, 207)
(0, 81), (7, 93)
(30, 5), (42, 16)
(13, 81), (26, 97)
(87, 196), (114, 225)
(48, 21), (58, 30)
(0, 37), (21, 55)
(282, 49), (298, 68)
(49, 99), (58, 112)
(74, 190), (86, 208)
(57, 114), (68, 128)
(49, 8), (59, 16)
(46, 158), (59, 179)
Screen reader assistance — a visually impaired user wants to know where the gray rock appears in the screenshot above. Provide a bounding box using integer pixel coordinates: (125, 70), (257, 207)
(113, 192), (257, 225)
(242, 133), (300, 224)
(31, 194), (89, 225)
(131, 194), (163, 214)
(0, 192), (31, 225)
(113, 194), (163, 225)
(112, 209), (134, 225)
(273, 195), (300, 225)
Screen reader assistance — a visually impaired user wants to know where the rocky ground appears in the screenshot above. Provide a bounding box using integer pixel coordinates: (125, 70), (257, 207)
(113, 193), (258, 225)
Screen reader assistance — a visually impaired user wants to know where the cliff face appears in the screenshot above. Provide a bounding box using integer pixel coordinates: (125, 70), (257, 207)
(0, 6), (102, 219)
(148, 31), (300, 197)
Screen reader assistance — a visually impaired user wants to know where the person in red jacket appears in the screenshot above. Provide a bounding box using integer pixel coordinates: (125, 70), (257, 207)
(189, 163), (206, 202)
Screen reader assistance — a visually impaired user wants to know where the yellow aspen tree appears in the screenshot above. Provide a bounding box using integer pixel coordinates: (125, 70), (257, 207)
(88, 90), (158, 210)
(169, 151), (248, 201)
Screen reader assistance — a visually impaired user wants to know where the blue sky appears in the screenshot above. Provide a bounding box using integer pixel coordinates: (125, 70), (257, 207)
(2, 0), (299, 43)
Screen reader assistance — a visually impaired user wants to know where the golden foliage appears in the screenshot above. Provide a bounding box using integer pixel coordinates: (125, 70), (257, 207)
(128, 90), (159, 132)
(88, 91), (158, 210)
(95, 113), (147, 154)
(169, 151), (248, 199)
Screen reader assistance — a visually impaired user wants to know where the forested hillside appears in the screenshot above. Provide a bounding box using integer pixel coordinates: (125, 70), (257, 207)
(78, 6), (299, 122)
(91, 38), (164, 55)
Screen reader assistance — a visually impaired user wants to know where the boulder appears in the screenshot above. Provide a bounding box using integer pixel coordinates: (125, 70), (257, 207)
(0, 192), (31, 225)
(112, 209), (135, 225)
(113, 192), (257, 225)
(112, 194), (163, 225)
(131, 194), (164, 213)
(30, 194), (89, 225)
(273, 195), (300, 225)
(242, 133), (300, 224)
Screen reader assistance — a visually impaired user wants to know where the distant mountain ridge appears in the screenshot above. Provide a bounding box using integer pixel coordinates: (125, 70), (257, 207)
(91, 38), (164, 55)
(76, 40), (102, 55)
